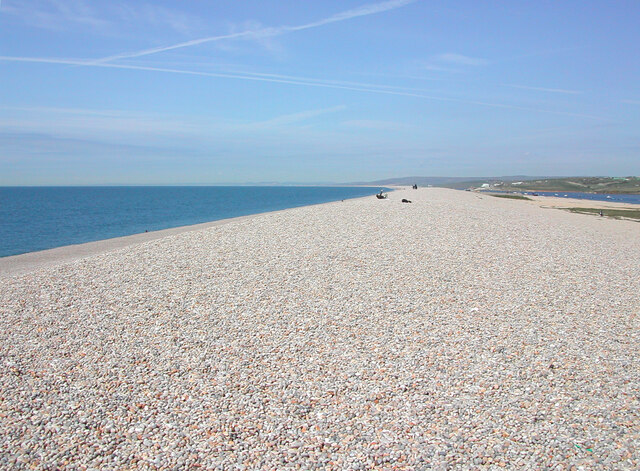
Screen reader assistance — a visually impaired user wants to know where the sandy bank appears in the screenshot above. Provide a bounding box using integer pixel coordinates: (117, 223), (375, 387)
(526, 194), (639, 210)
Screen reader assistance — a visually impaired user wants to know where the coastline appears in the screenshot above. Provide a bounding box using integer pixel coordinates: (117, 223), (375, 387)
(7, 186), (631, 278)
(1, 187), (634, 277)
(1, 187), (638, 469)
(0, 186), (386, 271)
(0, 213), (256, 277)
(0, 196), (363, 278)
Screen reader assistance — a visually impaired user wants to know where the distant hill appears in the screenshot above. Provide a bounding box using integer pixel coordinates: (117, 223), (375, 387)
(458, 176), (640, 194)
(350, 176), (549, 188)
(352, 176), (640, 194)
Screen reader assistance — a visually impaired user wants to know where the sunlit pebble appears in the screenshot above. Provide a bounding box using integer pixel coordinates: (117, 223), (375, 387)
(1, 188), (639, 469)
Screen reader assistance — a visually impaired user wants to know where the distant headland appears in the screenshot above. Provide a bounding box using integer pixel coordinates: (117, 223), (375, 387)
(351, 176), (640, 194)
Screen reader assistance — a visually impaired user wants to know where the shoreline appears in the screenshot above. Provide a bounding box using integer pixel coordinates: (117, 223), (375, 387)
(1, 188), (633, 277)
(0, 196), (371, 278)
(478, 191), (639, 209)
(526, 194), (639, 210)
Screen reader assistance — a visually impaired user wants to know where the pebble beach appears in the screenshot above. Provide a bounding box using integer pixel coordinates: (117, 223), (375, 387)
(1, 187), (638, 469)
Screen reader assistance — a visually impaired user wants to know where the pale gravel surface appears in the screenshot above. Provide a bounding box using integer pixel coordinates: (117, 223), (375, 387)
(1, 188), (638, 470)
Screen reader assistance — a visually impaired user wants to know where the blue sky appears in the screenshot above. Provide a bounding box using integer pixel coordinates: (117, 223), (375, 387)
(0, 0), (638, 185)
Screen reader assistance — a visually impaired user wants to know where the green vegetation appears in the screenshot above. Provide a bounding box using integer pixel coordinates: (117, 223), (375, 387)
(489, 194), (532, 200)
(443, 176), (640, 194)
(564, 207), (640, 222)
(501, 177), (640, 194)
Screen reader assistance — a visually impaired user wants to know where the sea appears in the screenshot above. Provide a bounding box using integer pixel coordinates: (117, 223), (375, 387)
(0, 186), (384, 258)
(486, 190), (640, 205)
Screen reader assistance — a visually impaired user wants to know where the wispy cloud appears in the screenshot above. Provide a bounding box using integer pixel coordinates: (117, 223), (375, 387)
(419, 53), (488, 74)
(207, 69), (441, 94)
(2, 0), (109, 31)
(92, 0), (416, 63)
(0, 105), (347, 152)
(0, 131), (181, 159)
(0, 105), (216, 148)
(418, 63), (460, 73)
(503, 84), (583, 94)
(2, 0), (204, 36)
(434, 53), (489, 66)
(246, 106), (346, 129)
(501, 47), (581, 63)
(342, 120), (411, 131)
(112, 3), (205, 36)
(0, 55), (450, 97)
(221, 20), (288, 58)
(287, 0), (414, 30)
(0, 55), (605, 120)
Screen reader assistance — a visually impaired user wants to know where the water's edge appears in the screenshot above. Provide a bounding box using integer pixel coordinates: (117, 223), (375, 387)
(0, 192), (385, 277)
(0, 186), (387, 259)
(481, 189), (640, 204)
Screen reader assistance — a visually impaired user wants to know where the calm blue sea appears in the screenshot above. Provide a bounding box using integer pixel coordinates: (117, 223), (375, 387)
(486, 190), (640, 205)
(0, 186), (383, 258)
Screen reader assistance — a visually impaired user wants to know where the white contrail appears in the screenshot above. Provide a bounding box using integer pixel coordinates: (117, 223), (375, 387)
(0, 55), (604, 120)
(287, 0), (415, 31)
(91, 0), (415, 64)
(503, 84), (583, 94)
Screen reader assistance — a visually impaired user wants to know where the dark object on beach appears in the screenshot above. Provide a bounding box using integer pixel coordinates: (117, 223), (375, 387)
(376, 190), (388, 199)
(401, 199), (412, 203)
(412, 184), (418, 189)
(599, 210), (603, 217)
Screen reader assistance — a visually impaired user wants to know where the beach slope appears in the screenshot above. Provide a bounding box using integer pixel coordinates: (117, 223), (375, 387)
(1, 188), (638, 469)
